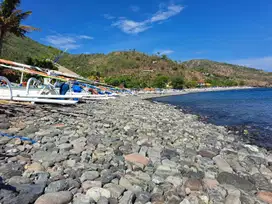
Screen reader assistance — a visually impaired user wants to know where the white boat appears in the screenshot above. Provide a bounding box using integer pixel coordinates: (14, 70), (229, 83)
(0, 76), (79, 105)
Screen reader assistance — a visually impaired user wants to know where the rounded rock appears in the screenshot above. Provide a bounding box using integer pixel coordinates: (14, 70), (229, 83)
(34, 191), (72, 204)
(257, 191), (272, 204)
(86, 187), (111, 202)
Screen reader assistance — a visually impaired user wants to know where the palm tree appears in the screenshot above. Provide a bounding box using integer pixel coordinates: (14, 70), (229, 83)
(0, 0), (39, 55)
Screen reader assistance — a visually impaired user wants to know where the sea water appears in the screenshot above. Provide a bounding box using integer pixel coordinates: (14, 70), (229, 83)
(153, 88), (272, 149)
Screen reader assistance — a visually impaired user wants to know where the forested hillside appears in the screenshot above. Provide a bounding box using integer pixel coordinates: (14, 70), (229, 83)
(1, 35), (272, 88)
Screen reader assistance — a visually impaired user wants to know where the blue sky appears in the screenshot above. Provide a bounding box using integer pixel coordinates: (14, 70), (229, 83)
(20, 0), (272, 71)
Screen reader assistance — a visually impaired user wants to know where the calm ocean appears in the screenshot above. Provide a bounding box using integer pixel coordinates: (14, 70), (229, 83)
(152, 88), (272, 149)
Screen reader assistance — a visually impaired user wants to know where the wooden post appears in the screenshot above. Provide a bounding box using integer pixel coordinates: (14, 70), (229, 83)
(20, 72), (24, 84)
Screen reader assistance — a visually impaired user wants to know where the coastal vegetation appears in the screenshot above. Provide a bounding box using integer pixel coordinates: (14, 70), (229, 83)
(1, 35), (272, 88)
(0, 0), (38, 55)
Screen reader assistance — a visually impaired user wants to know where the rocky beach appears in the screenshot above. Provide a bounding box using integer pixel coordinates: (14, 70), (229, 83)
(0, 93), (271, 204)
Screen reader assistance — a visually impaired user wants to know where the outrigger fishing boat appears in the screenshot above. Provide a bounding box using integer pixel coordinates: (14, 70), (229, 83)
(0, 59), (123, 104)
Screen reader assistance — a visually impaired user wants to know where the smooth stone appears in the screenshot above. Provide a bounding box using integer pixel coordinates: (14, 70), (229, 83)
(155, 165), (179, 177)
(257, 191), (272, 204)
(213, 155), (233, 173)
(217, 172), (255, 191)
(45, 180), (69, 193)
(251, 173), (272, 191)
(152, 175), (165, 184)
(198, 195), (209, 204)
(119, 190), (136, 204)
(184, 171), (205, 180)
(187, 195), (200, 204)
(45, 178), (80, 193)
(0, 188), (18, 204)
(0, 136), (11, 145)
(82, 180), (102, 192)
(65, 159), (76, 168)
(180, 198), (191, 204)
(104, 183), (125, 199)
(0, 163), (24, 179)
(26, 162), (45, 172)
(0, 122), (11, 129)
(58, 143), (73, 151)
(139, 146), (149, 156)
(73, 193), (91, 204)
(147, 148), (161, 163)
(204, 186), (226, 203)
(8, 176), (31, 185)
(165, 190), (181, 203)
(97, 196), (109, 204)
(184, 179), (203, 191)
(244, 144), (259, 153)
(202, 179), (219, 189)
(101, 173), (116, 185)
(135, 191), (151, 204)
(34, 191), (73, 204)
(185, 188), (191, 195)
(32, 151), (67, 163)
(80, 171), (99, 182)
(225, 189), (241, 204)
(240, 193), (255, 204)
(119, 177), (134, 190)
(125, 171), (151, 184)
(86, 187), (111, 202)
(151, 193), (164, 203)
(165, 176), (183, 187)
(108, 197), (118, 204)
(198, 149), (217, 159)
(162, 159), (177, 168)
(35, 172), (49, 184)
(12, 183), (46, 204)
(161, 148), (179, 159)
(124, 153), (149, 166)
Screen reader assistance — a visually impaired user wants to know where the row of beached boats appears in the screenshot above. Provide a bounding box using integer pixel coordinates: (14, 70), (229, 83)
(0, 59), (132, 105)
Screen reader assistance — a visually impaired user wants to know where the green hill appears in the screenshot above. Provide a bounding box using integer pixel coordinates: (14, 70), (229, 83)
(2, 35), (60, 62)
(182, 60), (272, 87)
(1, 35), (272, 88)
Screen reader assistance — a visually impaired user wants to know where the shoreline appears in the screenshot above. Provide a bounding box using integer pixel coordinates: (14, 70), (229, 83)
(139, 86), (255, 99)
(0, 92), (271, 203)
(145, 87), (272, 150)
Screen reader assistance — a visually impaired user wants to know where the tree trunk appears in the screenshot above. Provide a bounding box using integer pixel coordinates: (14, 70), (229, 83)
(0, 37), (3, 57)
(0, 31), (4, 57)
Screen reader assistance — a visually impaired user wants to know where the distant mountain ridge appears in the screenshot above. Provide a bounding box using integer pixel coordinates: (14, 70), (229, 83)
(1, 35), (272, 87)
(182, 59), (272, 86)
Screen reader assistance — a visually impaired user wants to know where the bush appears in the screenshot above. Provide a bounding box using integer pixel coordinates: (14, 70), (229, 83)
(105, 76), (143, 88)
(161, 54), (168, 60)
(171, 76), (184, 89)
(186, 80), (198, 88)
(25, 57), (57, 70)
(152, 75), (169, 88)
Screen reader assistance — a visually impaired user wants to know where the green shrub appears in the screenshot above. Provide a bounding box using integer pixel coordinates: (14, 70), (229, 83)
(186, 80), (198, 88)
(152, 75), (169, 88)
(171, 76), (185, 89)
(25, 57), (57, 70)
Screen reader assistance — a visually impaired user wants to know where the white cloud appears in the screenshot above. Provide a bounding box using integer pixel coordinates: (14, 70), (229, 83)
(130, 5), (140, 12)
(44, 33), (93, 50)
(78, 35), (94, 40)
(150, 5), (183, 23)
(45, 34), (79, 49)
(111, 4), (184, 34)
(155, 49), (174, 55)
(112, 20), (151, 34)
(230, 56), (272, 71)
(103, 14), (115, 20)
